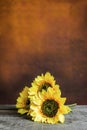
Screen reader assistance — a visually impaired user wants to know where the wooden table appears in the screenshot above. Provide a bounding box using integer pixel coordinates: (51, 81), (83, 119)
(0, 105), (87, 130)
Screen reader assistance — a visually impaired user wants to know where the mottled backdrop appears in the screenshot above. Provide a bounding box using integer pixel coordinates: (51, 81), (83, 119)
(0, 0), (87, 104)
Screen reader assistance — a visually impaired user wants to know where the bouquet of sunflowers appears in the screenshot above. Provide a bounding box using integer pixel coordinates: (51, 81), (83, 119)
(16, 72), (72, 124)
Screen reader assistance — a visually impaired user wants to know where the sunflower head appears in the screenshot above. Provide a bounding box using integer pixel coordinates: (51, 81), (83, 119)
(16, 86), (30, 115)
(30, 87), (71, 124)
(28, 72), (60, 97)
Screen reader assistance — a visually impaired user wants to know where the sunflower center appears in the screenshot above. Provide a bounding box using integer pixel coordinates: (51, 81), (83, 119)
(40, 83), (51, 91)
(26, 99), (30, 109)
(41, 99), (59, 117)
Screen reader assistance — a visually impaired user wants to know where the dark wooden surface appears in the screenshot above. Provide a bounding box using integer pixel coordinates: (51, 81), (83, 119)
(0, 105), (87, 130)
(0, 0), (87, 104)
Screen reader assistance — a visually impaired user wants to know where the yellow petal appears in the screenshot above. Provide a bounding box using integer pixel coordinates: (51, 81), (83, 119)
(58, 114), (65, 123)
(59, 98), (66, 105)
(60, 105), (71, 114)
(18, 109), (28, 114)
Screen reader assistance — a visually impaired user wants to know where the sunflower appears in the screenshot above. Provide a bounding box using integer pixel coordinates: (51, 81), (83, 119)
(28, 72), (60, 97)
(16, 86), (30, 115)
(29, 87), (71, 124)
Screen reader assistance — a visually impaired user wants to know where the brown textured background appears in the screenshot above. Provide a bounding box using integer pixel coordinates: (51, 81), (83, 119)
(0, 0), (87, 104)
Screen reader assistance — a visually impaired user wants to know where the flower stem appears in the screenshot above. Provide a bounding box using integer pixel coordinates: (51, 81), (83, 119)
(67, 103), (77, 108)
